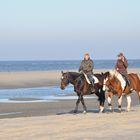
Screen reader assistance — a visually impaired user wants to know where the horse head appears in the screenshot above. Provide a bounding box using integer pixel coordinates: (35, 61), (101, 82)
(102, 71), (110, 79)
(102, 71), (117, 92)
(60, 71), (81, 90)
(60, 71), (70, 90)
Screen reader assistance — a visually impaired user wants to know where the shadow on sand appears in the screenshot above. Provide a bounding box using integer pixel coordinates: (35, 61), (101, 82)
(56, 108), (136, 115)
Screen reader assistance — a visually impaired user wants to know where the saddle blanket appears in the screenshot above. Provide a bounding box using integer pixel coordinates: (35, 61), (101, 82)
(83, 73), (99, 84)
(109, 70), (126, 91)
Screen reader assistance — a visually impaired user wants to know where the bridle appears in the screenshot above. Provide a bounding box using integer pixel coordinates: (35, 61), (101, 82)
(103, 77), (116, 93)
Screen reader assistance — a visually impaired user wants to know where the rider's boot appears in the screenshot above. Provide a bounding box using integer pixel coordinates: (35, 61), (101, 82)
(91, 81), (96, 93)
(126, 78), (133, 92)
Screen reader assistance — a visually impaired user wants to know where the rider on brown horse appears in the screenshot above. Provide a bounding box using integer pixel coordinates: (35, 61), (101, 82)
(79, 53), (95, 92)
(115, 53), (131, 90)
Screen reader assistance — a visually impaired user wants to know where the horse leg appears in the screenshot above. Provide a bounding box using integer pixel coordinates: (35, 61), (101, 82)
(135, 88), (140, 100)
(107, 92), (113, 112)
(99, 101), (104, 113)
(126, 95), (131, 112)
(99, 90), (105, 113)
(137, 91), (140, 100)
(118, 95), (123, 113)
(74, 96), (80, 113)
(107, 97), (113, 112)
(81, 96), (87, 114)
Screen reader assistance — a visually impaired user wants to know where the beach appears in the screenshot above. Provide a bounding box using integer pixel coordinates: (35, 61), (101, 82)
(0, 106), (140, 140)
(0, 68), (139, 89)
(0, 71), (61, 89)
(2, 0), (140, 139)
(0, 69), (140, 140)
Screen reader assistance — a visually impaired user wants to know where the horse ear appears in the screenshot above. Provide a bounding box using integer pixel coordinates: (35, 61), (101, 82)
(61, 71), (64, 74)
(101, 72), (104, 75)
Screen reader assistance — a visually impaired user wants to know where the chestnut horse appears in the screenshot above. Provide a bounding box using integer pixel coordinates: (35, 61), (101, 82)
(60, 71), (106, 113)
(103, 70), (140, 112)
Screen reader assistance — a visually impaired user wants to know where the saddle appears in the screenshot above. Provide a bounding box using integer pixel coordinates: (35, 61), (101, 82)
(110, 70), (126, 91)
(110, 70), (131, 91)
(83, 73), (99, 85)
(121, 74), (132, 91)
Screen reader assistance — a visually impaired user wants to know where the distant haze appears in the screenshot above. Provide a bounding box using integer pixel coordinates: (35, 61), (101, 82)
(0, 0), (140, 60)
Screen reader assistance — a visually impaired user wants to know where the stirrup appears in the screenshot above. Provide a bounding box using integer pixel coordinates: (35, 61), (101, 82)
(91, 85), (95, 93)
(91, 88), (96, 93)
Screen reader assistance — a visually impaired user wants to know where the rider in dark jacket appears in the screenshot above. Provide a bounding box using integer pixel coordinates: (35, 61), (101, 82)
(115, 53), (131, 88)
(79, 53), (95, 87)
(79, 54), (94, 75)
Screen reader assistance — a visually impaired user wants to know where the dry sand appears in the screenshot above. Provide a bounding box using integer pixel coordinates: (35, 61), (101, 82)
(0, 71), (61, 88)
(0, 68), (139, 89)
(0, 107), (140, 140)
(0, 69), (140, 140)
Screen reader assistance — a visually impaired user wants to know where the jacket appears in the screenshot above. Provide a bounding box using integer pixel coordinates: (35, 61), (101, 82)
(115, 57), (128, 73)
(79, 59), (94, 75)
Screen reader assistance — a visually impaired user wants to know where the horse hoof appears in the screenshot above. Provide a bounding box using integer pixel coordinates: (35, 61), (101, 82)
(108, 107), (113, 113)
(99, 110), (104, 113)
(126, 109), (130, 112)
(118, 110), (122, 113)
(99, 111), (104, 114)
(83, 111), (87, 114)
(73, 110), (78, 114)
(109, 107), (113, 111)
(111, 110), (113, 113)
(107, 110), (113, 114)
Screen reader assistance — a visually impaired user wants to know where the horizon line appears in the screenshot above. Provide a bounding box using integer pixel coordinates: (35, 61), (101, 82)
(0, 59), (139, 61)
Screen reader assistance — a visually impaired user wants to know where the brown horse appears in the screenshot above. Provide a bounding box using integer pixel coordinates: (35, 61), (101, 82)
(103, 70), (140, 112)
(60, 71), (106, 113)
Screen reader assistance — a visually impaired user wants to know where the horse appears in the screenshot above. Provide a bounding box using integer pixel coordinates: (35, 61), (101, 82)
(103, 70), (140, 112)
(60, 71), (106, 113)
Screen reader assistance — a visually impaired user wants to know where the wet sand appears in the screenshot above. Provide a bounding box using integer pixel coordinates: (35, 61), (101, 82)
(0, 93), (139, 119)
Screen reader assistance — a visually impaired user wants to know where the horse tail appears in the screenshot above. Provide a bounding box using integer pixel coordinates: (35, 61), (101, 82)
(130, 73), (140, 100)
(137, 74), (140, 100)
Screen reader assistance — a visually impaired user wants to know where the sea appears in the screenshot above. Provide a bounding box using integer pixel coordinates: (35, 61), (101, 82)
(0, 60), (140, 103)
(0, 60), (140, 72)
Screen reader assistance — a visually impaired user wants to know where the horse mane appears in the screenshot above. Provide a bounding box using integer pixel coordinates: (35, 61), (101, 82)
(68, 72), (82, 77)
(65, 71), (82, 81)
(108, 73), (120, 85)
(102, 71), (110, 79)
(109, 70), (120, 77)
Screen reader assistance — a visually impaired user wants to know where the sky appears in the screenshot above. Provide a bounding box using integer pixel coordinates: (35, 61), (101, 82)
(0, 0), (140, 60)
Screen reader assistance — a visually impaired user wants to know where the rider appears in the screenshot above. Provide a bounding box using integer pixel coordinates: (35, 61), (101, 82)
(115, 53), (131, 89)
(79, 53), (95, 92)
